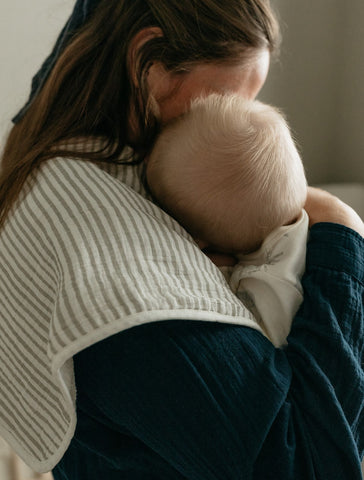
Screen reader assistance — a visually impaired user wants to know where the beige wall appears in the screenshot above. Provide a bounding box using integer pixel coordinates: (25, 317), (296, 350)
(0, 1), (74, 145)
(260, 0), (364, 184)
(333, 1), (364, 182)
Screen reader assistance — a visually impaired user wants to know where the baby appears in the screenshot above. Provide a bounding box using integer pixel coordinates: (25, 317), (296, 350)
(146, 93), (308, 347)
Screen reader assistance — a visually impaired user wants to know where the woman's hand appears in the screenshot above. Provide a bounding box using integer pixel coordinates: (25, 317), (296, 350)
(305, 186), (364, 237)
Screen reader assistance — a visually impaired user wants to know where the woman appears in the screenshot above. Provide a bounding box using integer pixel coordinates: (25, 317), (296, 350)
(0, 1), (363, 478)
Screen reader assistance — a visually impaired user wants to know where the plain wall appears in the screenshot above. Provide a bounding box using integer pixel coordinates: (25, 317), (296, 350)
(260, 0), (364, 184)
(332, 1), (364, 182)
(0, 0), (74, 144)
(1, 0), (363, 184)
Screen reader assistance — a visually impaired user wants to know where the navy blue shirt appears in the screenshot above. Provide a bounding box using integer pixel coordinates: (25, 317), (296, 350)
(54, 223), (364, 479)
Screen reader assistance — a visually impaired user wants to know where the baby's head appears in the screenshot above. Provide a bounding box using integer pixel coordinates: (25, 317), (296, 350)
(147, 93), (307, 253)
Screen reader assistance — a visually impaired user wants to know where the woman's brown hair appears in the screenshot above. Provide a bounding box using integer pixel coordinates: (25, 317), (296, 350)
(0, 0), (280, 228)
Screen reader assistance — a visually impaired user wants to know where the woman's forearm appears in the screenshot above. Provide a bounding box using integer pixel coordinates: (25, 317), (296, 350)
(259, 223), (364, 479)
(73, 224), (363, 479)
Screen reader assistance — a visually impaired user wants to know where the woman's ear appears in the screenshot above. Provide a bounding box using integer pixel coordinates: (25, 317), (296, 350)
(128, 27), (163, 86)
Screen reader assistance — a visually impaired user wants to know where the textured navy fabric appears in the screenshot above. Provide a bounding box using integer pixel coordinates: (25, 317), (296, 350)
(53, 223), (364, 479)
(13, 0), (99, 123)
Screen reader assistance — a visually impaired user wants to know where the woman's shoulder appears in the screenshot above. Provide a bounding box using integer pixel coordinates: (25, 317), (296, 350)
(2, 155), (200, 268)
(0, 156), (158, 268)
(11, 156), (151, 234)
(33, 155), (141, 209)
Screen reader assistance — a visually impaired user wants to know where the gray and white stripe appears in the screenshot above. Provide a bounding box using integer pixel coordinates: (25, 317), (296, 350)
(0, 152), (259, 473)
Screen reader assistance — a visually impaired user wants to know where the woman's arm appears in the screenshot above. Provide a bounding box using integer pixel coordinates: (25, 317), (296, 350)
(72, 189), (363, 479)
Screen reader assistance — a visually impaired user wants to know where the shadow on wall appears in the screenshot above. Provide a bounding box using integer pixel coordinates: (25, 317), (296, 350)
(261, 0), (364, 185)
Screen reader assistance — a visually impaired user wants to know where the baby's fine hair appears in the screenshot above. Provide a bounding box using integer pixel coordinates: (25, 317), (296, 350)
(148, 93), (307, 253)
